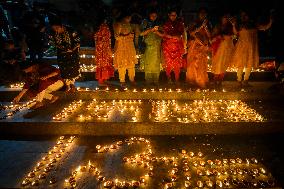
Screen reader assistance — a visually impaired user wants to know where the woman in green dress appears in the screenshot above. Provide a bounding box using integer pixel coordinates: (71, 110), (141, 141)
(140, 9), (162, 85)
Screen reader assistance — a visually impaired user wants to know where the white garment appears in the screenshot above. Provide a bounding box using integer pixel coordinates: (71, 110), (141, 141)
(36, 80), (64, 102)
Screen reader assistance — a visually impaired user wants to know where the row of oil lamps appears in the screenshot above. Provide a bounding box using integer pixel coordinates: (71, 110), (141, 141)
(64, 137), (275, 189)
(76, 87), (223, 93)
(81, 99), (141, 121)
(53, 99), (142, 122)
(80, 64), (96, 72)
(21, 136), (76, 187)
(79, 54), (142, 59)
(9, 82), (25, 89)
(151, 100), (265, 123)
(76, 61), (265, 73)
(52, 99), (264, 123)
(0, 99), (36, 120)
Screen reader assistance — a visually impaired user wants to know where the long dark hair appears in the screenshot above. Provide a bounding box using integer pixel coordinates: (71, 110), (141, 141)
(217, 14), (233, 36)
(239, 10), (256, 29)
(116, 9), (132, 22)
(93, 8), (109, 34)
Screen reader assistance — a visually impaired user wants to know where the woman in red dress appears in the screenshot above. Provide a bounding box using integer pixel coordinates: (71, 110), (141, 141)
(162, 9), (187, 83)
(94, 20), (114, 85)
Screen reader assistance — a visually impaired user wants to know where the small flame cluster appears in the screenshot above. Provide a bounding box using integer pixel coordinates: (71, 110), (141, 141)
(76, 87), (197, 93)
(207, 65), (265, 73)
(52, 100), (83, 121)
(151, 100), (265, 123)
(21, 136), (76, 187)
(0, 99), (36, 120)
(9, 82), (25, 89)
(80, 64), (96, 72)
(79, 54), (95, 59)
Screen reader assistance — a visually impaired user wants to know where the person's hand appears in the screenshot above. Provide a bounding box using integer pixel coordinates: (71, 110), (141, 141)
(13, 96), (20, 104)
(67, 49), (73, 53)
(40, 76), (47, 80)
(183, 47), (187, 54)
(152, 26), (159, 31)
(8, 59), (17, 65)
(269, 15), (273, 23)
(229, 17), (237, 26)
(172, 36), (180, 40)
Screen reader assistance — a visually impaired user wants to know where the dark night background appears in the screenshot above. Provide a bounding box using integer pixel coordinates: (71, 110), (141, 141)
(1, 0), (284, 59)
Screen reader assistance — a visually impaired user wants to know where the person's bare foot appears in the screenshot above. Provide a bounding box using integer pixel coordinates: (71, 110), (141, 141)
(66, 85), (76, 93)
(30, 102), (44, 110)
(65, 86), (71, 93)
(50, 96), (59, 103)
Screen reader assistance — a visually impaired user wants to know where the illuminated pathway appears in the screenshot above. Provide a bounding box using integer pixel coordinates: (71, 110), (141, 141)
(0, 82), (283, 188)
(7, 135), (281, 188)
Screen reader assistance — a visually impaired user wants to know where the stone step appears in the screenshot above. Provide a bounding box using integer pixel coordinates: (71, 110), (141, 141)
(1, 121), (284, 136)
(1, 97), (284, 136)
(0, 81), (282, 101)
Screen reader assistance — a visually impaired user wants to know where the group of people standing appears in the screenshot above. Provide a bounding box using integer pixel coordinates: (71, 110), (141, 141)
(2, 5), (273, 109)
(95, 7), (272, 89)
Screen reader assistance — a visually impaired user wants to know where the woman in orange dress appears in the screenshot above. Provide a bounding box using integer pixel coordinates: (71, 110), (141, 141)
(186, 8), (211, 88)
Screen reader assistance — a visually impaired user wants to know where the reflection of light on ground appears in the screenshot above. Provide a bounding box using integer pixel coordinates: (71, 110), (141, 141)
(64, 137), (275, 188)
(151, 100), (265, 123)
(21, 136), (76, 187)
(0, 99), (36, 120)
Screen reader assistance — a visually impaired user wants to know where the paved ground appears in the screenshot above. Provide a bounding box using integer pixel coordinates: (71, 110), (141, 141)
(0, 135), (283, 188)
(0, 80), (283, 188)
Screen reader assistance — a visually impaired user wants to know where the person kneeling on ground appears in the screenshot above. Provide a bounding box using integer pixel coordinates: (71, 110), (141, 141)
(13, 62), (64, 109)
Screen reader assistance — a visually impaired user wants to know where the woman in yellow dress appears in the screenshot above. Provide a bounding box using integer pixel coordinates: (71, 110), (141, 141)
(113, 12), (138, 87)
(231, 11), (272, 87)
(211, 14), (234, 88)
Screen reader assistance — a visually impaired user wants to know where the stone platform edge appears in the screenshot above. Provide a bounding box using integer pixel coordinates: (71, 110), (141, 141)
(0, 121), (283, 136)
(1, 91), (283, 101)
